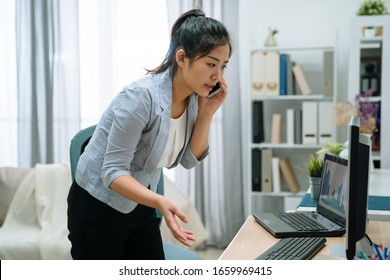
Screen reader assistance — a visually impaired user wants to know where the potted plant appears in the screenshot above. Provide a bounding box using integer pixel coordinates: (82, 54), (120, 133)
(316, 141), (346, 159)
(306, 154), (323, 178)
(356, 0), (389, 37)
(264, 27), (278, 47)
(333, 89), (380, 135)
(304, 141), (345, 200)
(357, 0), (389, 16)
(305, 154), (323, 201)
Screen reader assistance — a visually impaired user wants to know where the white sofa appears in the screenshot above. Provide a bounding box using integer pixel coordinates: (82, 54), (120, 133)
(0, 164), (73, 259)
(0, 164), (207, 259)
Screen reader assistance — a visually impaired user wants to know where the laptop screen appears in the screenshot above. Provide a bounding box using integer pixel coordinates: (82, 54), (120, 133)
(317, 153), (348, 226)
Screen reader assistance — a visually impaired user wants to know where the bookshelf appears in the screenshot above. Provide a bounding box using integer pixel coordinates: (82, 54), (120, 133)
(246, 46), (338, 214)
(347, 15), (390, 168)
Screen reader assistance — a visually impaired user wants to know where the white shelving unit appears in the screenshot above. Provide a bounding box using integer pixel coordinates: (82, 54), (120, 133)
(348, 15), (390, 168)
(245, 46), (338, 215)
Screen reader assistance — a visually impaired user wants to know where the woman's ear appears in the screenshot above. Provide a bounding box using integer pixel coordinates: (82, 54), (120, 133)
(175, 49), (186, 69)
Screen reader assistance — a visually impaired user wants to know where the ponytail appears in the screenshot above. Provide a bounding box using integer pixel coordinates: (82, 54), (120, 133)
(148, 8), (232, 74)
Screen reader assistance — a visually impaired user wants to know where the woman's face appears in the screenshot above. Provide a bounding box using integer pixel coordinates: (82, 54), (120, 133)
(181, 44), (230, 97)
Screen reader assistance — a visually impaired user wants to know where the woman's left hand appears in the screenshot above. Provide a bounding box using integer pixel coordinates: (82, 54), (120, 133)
(198, 78), (228, 118)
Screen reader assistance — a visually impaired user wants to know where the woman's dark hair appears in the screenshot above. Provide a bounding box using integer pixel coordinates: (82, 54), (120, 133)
(148, 9), (232, 74)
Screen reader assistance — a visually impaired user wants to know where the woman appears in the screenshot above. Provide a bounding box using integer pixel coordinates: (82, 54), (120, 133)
(67, 8), (232, 260)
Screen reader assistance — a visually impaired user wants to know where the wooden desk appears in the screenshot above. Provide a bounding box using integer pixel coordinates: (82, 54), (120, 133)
(219, 215), (390, 260)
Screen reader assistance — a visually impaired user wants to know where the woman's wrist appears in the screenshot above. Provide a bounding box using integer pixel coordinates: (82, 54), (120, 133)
(195, 112), (213, 125)
(155, 194), (168, 213)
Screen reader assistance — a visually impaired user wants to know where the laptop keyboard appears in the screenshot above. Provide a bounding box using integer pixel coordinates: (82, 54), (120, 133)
(255, 236), (326, 260)
(277, 212), (327, 231)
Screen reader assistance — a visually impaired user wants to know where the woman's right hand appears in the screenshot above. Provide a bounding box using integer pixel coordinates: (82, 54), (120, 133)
(158, 196), (195, 248)
(109, 175), (196, 247)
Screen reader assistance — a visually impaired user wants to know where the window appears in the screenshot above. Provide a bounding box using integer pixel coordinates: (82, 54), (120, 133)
(0, 0), (170, 166)
(0, 0), (17, 166)
(78, 0), (170, 127)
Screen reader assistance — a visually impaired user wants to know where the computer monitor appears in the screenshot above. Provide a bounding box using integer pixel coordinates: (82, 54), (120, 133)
(345, 116), (371, 260)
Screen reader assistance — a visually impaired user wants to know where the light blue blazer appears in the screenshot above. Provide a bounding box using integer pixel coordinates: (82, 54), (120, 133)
(75, 69), (208, 213)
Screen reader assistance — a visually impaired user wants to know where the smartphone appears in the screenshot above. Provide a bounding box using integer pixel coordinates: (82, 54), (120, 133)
(207, 82), (221, 99)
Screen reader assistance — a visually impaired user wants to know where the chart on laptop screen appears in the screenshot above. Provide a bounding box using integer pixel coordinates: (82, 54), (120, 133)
(319, 159), (348, 216)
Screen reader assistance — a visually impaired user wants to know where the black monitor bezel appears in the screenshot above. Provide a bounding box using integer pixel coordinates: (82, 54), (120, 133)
(345, 117), (370, 260)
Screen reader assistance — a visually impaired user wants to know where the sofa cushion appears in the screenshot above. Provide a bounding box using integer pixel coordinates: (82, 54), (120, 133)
(0, 223), (41, 259)
(0, 167), (33, 225)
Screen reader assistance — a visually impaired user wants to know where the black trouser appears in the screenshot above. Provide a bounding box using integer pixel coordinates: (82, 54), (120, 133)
(67, 180), (165, 260)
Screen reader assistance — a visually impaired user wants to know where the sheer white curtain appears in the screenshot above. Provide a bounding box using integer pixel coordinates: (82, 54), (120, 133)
(1, 0), (80, 167)
(78, 0), (175, 180)
(0, 0), (18, 166)
(78, 0), (170, 128)
(14, 0), (80, 166)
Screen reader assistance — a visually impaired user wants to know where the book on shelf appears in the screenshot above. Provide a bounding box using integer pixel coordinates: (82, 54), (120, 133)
(251, 148), (261, 192)
(279, 54), (296, 95)
(287, 60), (296, 95)
(302, 101), (318, 144)
(252, 101), (264, 143)
(292, 65), (312, 95)
(251, 51), (266, 96)
(251, 51), (279, 96)
(279, 54), (289, 96)
(271, 113), (282, 144)
(322, 51), (334, 96)
(279, 157), (300, 193)
(261, 149), (273, 192)
(286, 109), (294, 145)
(264, 51), (280, 96)
(271, 157), (281, 193)
(294, 109), (302, 144)
(318, 101), (333, 144)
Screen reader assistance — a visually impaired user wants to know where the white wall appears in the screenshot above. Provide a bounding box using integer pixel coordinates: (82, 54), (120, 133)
(238, 0), (388, 104)
(238, 0), (389, 141)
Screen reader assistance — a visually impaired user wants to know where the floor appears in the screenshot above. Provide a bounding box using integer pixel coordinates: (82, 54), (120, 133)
(195, 246), (224, 260)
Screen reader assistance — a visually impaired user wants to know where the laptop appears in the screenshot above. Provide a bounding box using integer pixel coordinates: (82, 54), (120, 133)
(253, 153), (347, 238)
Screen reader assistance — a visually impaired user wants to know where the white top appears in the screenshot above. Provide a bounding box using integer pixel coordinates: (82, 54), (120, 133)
(157, 108), (187, 168)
